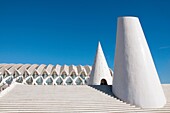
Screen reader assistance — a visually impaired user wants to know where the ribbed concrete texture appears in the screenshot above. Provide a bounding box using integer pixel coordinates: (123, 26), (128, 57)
(112, 16), (166, 108)
(0, 84), (170, 113)
(89, 42), (112, 85)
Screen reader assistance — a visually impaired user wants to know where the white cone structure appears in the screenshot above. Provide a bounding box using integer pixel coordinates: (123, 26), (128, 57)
(112, 17), (166, 108)
(89, 42), (112, 85)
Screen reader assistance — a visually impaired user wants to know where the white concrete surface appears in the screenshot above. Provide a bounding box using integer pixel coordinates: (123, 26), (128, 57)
(89, 42), (112, 85)
(0, 84), (170, 112)
(112, 16), (166, 108)
(0, 83), (19, 97)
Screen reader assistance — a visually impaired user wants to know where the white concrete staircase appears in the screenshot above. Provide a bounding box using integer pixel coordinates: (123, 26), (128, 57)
(0, 84), (169, 113)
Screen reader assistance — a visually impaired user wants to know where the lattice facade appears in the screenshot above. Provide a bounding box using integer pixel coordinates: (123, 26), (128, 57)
(0, 64), (113, 85)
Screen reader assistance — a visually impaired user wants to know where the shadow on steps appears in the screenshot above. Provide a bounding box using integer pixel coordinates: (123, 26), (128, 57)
(88, 85), (116, 97)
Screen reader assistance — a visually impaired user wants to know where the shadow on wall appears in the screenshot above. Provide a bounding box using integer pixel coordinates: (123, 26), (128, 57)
(88, 85), (116, 97)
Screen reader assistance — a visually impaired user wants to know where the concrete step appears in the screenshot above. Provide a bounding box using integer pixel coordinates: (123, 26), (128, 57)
(0, 84), (169, 113)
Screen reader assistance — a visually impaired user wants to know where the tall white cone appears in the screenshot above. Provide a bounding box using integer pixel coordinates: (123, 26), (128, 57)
(89, 42), (112, 85)
(112, 16), (166, 108)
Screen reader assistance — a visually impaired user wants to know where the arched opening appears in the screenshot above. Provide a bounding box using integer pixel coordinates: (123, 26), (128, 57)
(100, 79), (107, 85)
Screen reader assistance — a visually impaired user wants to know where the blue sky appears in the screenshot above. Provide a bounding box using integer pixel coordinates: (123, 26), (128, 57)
(0, 0), (170, 83)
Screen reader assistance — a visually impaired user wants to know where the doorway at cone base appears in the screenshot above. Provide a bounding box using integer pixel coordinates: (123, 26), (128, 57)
(100, 79), (108, 85)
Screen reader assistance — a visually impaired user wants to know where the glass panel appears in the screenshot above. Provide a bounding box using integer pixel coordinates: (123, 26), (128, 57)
(42, 73), (48, 79)
(23, 72), (29, 79)
(66, 77), (73, 85)
(71, 74), (77, 79)
(80, 74), (85, 80)
(6, 76), (13, 85)
(36, 77), (43, 85)
(4, 73), (10, 78)
(33, 72), (39, 79)
(13, 72), (19, 78)
(75, 78), (83, 85)
(26, 77), (33, 85)
(16, 77), (23, 83)
(56, 77), (63, 85)
(52, 73), (58, 79)
(61, 74), (67, 79)
(46, 77), (53, 85)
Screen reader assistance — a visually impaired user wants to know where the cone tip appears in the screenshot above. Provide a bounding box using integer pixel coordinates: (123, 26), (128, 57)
(118, 16), (139, 20)
(98, 41), (101, 46)
(97, 41), (102, 50)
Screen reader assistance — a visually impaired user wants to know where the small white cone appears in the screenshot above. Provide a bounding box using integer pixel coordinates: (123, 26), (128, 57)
(89, 42), (112, 85)
(112, 16), (166, 108)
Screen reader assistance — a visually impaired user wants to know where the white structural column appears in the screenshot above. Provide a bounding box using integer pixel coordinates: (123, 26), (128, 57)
(112, 16), (166, 108)
(89, 42), (112, 85)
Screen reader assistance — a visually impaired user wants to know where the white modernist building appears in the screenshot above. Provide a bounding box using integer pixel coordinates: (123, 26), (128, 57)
(0, 16), (167, 110)
(0, 64), (113, 86)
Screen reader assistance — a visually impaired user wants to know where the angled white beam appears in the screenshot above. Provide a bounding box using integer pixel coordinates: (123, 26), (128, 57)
(45, 64), (54, 75)
(84, 65), (92, 76)
(77, 65), (87, 76)
(69, 65), (78, 75)
(26, 64), (38, 75)
(52, 64), (61, 75)
(17, 64), (31, 75)
(7, 64), (23, 75)
(60, 65), (69, 75)
(35, 64), (46, 75)
(112, 16), (166, 108)
(0, 64), (14, 75)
